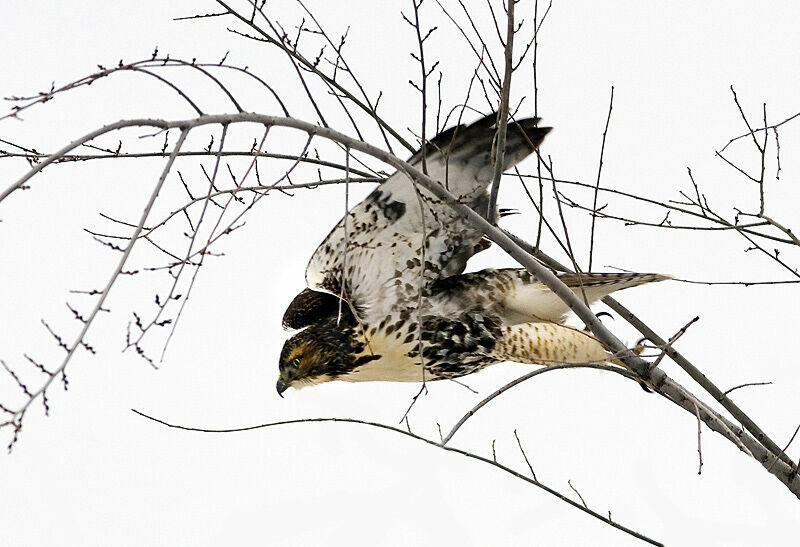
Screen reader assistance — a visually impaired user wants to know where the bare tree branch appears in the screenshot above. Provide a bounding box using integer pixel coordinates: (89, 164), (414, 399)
(440, 361), (639, 446)
(1, 129), (189, 445)
(486, 0), (515, 224)
(588, 86), (614, 270)
(131, 409), (665, 547)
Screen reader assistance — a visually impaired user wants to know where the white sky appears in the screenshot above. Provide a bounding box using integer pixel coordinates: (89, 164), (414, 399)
(1, 1), (799, 545)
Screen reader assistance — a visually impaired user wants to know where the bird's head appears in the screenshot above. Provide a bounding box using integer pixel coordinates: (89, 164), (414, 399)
(276, 316), (363, 396)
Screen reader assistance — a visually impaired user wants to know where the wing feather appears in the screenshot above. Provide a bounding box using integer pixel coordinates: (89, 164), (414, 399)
(282, 288), (350, 331)
(304, 114), (550, 324)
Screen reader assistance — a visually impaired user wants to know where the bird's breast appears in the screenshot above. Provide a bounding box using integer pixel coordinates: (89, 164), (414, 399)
(339, 329), (424, 383)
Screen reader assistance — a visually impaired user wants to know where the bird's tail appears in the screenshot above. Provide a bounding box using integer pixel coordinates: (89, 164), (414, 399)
(431, 269), (671, 325)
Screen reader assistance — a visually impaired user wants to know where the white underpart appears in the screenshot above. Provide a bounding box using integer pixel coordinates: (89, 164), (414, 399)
(340, 355), (425, 382)
(342, 332), (423, 382)
(502, 283), (619, 323)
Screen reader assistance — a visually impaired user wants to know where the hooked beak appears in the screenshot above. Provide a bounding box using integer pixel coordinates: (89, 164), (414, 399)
(276, 379), (289, 398)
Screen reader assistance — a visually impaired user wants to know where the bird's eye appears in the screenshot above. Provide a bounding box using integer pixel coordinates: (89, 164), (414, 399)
(291, 357), (301, 368)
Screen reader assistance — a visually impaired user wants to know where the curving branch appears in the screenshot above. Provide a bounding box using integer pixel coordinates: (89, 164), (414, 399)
(439, 361), (640, 446)
(131, 409), (665, 546)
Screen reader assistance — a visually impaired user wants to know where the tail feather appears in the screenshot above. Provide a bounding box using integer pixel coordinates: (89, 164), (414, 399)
(430, 269), (671, 325)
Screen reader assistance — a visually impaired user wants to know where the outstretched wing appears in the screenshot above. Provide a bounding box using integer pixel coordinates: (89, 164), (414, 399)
(304, 114), (551, 324)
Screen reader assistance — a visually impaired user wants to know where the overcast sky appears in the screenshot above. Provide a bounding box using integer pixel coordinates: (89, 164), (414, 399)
(1, 1), (799, 545)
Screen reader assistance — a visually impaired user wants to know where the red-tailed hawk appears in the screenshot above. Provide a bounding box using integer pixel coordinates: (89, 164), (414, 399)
(277, 113), (667, 394)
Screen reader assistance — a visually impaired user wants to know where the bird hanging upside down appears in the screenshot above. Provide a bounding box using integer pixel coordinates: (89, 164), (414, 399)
(276, 113), (668, 395)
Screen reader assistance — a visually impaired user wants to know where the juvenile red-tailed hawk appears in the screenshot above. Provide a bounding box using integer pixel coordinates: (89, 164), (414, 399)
(276, 114), (666, 394)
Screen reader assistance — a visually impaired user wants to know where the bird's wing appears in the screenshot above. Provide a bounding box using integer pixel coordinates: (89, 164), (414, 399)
(282, 288), (351, 331)
(429, 269), (671, 324)
(305, 114), (550, 324)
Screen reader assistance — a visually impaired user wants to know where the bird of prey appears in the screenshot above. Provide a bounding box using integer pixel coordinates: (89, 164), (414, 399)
(276, 113), (667, 395)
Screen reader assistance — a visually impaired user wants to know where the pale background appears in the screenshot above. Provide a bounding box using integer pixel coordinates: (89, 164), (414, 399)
(1, 1), (799, 545)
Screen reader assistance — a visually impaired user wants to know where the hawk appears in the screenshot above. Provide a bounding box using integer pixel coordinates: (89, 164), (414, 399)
(276, 113), (667, 394)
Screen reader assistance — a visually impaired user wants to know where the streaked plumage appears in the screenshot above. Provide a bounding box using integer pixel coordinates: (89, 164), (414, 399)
(277, 114), (668, 393)
(304, 115), (550, 324)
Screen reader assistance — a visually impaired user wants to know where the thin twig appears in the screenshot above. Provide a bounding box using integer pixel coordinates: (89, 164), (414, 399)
(338, 146), (351, 325)
(568, 480), (588, 509)
(513, 429), (537, 481)
(650, 316), (699, 370)
(693, 402), (704, 475)
(588, 86), (614, 271)
(486, 0), (516, 224)
(723, 382), (773, 397)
